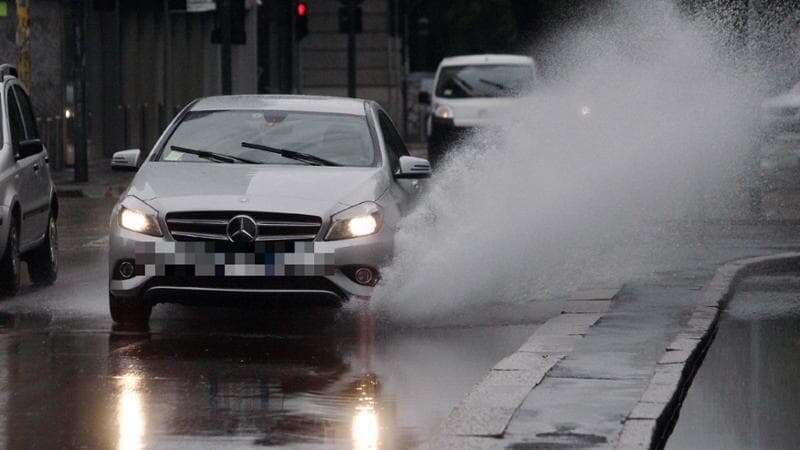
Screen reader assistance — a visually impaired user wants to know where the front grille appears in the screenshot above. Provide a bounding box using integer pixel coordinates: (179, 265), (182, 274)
(165, 211), (322, 242)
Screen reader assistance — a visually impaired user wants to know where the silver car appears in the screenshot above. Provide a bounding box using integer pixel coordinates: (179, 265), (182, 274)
(0, 64), (58, 296)
(108, 95), (430, 324)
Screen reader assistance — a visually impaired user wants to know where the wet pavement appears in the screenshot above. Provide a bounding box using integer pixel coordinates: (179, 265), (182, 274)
(0, 198), (542, 449)
(668, 277), (800, 450)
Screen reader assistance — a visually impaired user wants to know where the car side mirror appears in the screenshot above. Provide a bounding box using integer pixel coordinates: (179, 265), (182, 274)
(396, 155), (431, 179)
(16, 138), (43, 160)
(111, 149), (141, 171)
(418, 91), (431, 105)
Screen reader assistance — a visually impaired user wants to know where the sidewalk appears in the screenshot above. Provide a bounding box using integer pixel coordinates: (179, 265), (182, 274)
(425, 222), (800, 449)
(52, 157), (135, 199)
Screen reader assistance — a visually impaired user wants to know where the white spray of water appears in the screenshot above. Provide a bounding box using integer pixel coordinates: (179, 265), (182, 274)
(374, 1), (772, 323)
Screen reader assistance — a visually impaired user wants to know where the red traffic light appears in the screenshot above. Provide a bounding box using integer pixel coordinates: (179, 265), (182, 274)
(296, 2), (307, 16)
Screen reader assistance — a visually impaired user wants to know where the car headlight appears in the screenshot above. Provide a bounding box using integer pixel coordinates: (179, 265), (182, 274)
(433, 104), (453, 119)
(325, 202), (383, 241)
(118, 197), (162, 237)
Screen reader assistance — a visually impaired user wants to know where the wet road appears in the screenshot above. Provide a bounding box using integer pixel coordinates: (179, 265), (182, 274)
(668, 276), (800, 450)
(0, 198), (548, 449)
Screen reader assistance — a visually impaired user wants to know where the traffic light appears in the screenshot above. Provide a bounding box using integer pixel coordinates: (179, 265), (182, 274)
(295, 2), (309, 41)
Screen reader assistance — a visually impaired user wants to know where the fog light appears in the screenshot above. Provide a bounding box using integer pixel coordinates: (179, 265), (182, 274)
(354, 267), (375, 286)
(118, 261), (135, 279)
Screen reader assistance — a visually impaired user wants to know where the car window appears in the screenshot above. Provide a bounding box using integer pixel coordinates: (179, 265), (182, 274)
(6, 88), (25, 152)
(435, 64), (535, 98)
(377, 111), (408, 172)
(160, 109), (379, 167)
(13, 85), (38, 140)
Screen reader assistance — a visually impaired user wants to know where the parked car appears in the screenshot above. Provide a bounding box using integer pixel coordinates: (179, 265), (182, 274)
(0, 64), (59, 296)
(108, 95), (431, 324)
(419, 54), (537, 164)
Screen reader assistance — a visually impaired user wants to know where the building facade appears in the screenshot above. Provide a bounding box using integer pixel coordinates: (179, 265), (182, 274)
(0, 0), (405, 169)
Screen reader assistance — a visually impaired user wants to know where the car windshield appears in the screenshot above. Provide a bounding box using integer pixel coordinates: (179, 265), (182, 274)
(435, 64), (535, 98)
(159, 109), (378, 167)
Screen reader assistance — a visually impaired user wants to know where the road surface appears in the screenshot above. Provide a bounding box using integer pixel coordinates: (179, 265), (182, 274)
(0, 197), (549, 449)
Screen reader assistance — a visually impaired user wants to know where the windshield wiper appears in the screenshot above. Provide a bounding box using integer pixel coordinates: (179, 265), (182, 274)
(478, 78), (509, 91)
(170, 145), (259, 164)
(241, 142), (340, 167)
(451, 75), (475, 95)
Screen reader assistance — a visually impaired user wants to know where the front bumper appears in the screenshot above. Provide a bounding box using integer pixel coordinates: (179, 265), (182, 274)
(108, 223), (393, 306)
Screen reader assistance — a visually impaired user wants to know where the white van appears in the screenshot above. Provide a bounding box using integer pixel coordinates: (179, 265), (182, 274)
(419, 54), (536, 163)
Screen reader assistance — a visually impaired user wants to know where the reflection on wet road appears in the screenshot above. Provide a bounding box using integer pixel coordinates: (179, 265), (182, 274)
(668, 279), (800, 450)
(0, 310), (535, 449)
(0, 198), (545, 449)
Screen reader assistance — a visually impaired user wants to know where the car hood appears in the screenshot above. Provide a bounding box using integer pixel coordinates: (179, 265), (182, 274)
(127, 162), (388, 217)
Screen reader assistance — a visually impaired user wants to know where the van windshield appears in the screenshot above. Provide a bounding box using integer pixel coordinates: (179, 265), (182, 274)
(435, 64), (535, 98)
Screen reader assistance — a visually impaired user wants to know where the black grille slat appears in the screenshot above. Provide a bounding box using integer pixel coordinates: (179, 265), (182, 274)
(166, 211), (322, 242)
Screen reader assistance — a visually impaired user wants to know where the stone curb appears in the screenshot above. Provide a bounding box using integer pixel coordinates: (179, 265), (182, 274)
(422, 285), (622, 449)
(616, 252), (800, 450)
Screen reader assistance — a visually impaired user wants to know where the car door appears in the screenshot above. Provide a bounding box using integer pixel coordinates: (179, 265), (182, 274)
(6, 85), (44, 246)
(13, 85), (49, 242)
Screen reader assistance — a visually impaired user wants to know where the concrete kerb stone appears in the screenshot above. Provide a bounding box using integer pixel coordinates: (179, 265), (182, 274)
(615, 252), (800, 450)
(427, 286), (622, 445)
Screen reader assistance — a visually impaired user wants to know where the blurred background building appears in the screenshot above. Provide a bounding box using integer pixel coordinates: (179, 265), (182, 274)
(0, 0), (799, 174)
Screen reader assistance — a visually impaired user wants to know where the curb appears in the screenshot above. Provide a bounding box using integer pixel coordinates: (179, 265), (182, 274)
(616, 251), (800, 449)
(423, 285), (623, 449)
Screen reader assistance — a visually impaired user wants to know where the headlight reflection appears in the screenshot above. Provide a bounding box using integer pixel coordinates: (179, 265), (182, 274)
(351, 373), (380, 450)
(117, 373), (145, 450)
(352, 405), (379, 450)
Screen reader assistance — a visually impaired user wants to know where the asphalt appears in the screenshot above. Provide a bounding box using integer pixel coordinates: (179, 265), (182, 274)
(0, 196), (559, 449)
(7, 158), (800, 448)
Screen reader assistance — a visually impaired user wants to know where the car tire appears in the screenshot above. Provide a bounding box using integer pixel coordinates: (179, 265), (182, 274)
(27, 214), (58, 286)
(0, 219), (20, 296)
(109, 292), (152, 326)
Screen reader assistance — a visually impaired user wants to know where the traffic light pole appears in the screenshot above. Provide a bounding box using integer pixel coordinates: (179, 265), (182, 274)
(347, 4), (356, 98)
(220, 0), (232, 95)
(73, 0), (88, 183)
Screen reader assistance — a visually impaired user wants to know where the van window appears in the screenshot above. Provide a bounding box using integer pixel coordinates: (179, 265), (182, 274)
(13, 86), (39, 140)
(6, 88), (25, 153)
(435, 64), (535, 98)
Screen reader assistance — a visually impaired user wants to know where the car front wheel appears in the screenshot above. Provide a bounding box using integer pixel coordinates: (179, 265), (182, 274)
(109, 292), (152, 326)
(27, 214), (58, 286)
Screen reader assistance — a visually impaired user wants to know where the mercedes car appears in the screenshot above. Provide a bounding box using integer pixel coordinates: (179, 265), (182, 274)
(108, 95), (430, 324)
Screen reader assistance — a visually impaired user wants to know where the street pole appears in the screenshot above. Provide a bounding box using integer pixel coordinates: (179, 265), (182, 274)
(73, 0), (88, 183)
(220, 0), (232, 95)
(15, 0), (31, 89)
(347, 3), (356, 98)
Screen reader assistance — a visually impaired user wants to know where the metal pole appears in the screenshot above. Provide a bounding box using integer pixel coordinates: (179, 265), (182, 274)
(15, 0), (31, 90)
(347, 4), (356, 98)
(74, 0), (88, 182)
(163, 0), (172, 125)
(220, 0), (232, 95)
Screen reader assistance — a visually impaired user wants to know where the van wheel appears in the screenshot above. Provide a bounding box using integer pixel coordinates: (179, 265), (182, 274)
(109, 292), (152, 326)
(27, 214), (58, 286)
(0, 220), (20, 296)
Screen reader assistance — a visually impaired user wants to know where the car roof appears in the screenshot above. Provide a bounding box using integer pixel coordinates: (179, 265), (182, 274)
(439, 54), (535, 67)
(191, 95), (368, 116)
